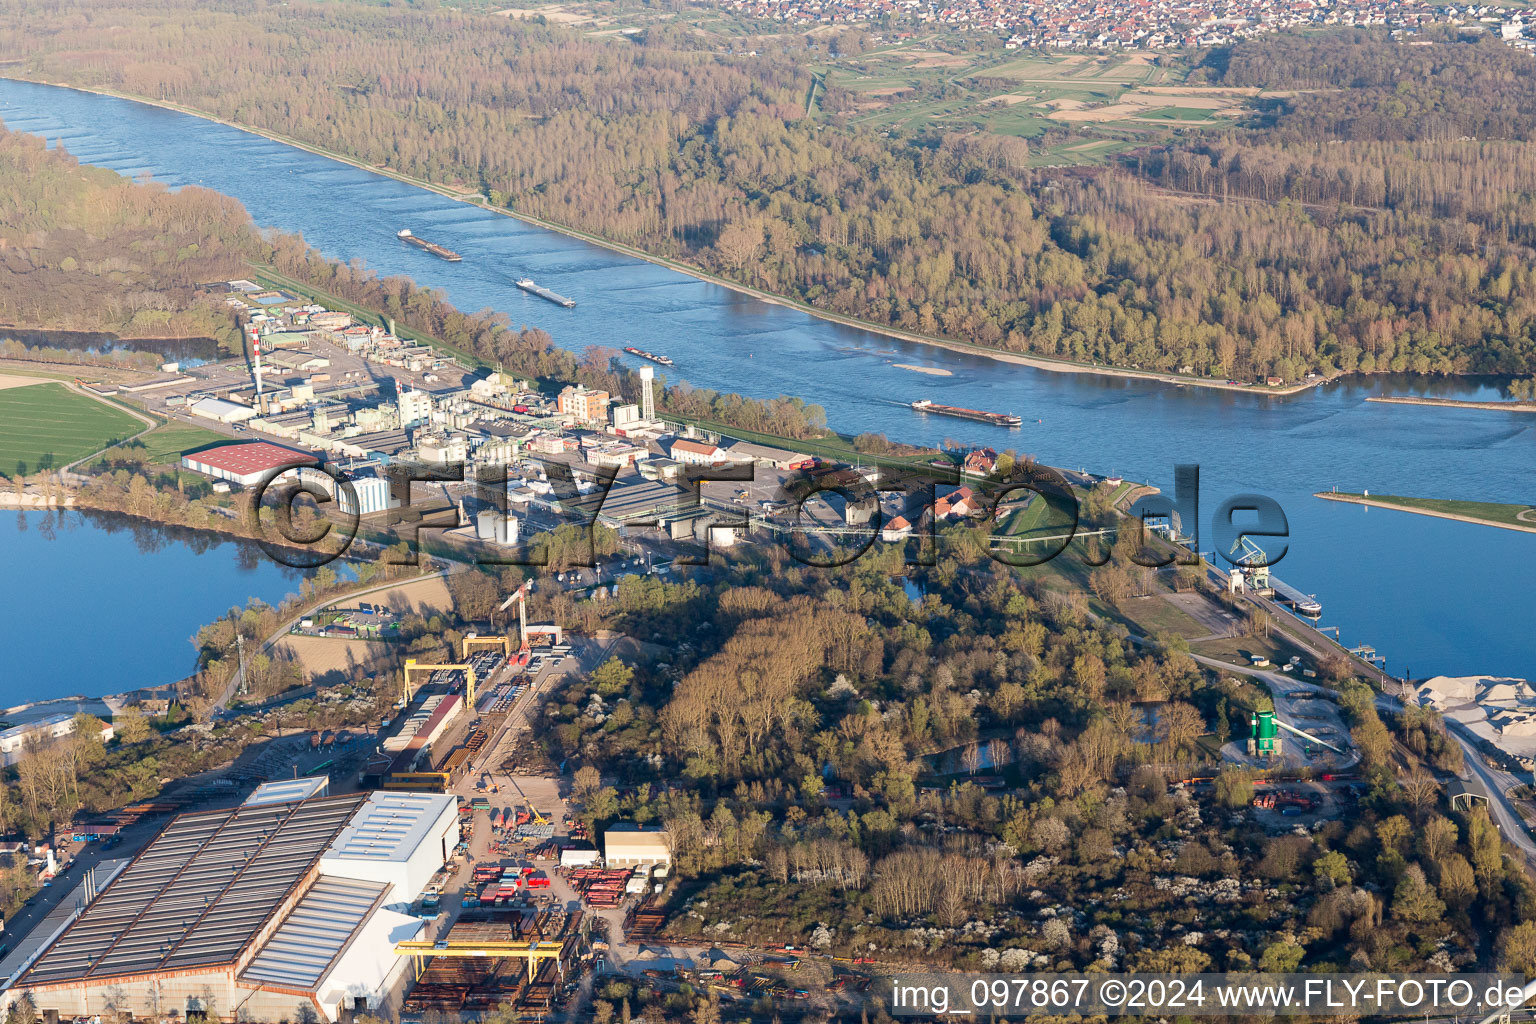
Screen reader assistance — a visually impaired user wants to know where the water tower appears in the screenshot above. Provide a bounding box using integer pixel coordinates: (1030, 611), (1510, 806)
(638, 365), (656, 422)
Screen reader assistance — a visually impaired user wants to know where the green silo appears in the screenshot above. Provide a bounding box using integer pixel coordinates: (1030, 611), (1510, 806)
(1249, 708), (1281, 758)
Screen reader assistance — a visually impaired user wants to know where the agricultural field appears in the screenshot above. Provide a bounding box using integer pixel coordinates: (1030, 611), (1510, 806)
(819, 45), (1259, 163)
(0, 382), (143, 477)
(95, 420), (228, 468)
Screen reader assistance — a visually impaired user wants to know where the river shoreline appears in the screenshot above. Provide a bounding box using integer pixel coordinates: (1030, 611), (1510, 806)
(1315, 492), (1536, 535)
(1366, 395), (1536, 413)
(2, 76), (1334, 397)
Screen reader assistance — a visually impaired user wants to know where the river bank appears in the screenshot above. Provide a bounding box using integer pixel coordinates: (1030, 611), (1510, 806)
(3, 76), (1333, 398)
(1366, 395), (1536, 413)
(1315, 491), (1536, 534)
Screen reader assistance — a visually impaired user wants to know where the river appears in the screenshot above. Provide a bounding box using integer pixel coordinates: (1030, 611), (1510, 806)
(1, 78), (1531, 681)
(1, 510), (313, 702)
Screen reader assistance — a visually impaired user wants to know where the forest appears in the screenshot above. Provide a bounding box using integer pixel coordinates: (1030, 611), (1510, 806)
(5, 2), (1536, 379)
(0, 124), (831, 439)
(501, 530), (1536, 985)
(0, 129), (245, 351)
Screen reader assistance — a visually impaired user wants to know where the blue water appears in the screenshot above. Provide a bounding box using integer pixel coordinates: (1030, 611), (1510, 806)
(0, 78), (1532, 680)
(1, 510), (310, 700)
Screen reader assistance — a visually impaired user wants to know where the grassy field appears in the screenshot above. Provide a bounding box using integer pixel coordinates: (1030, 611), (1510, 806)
(0, 383), (144, 477)
(1317, 492), (1536, 532)
(818, 44), (1253, 164)
(95, 421), (229, 468)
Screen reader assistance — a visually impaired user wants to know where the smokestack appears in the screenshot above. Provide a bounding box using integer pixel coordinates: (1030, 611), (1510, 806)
(250, 324), (264, 402)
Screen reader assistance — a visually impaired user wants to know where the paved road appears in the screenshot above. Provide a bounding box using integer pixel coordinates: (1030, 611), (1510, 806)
(215, 563), (465, 712)
(60, 381), (160, 473)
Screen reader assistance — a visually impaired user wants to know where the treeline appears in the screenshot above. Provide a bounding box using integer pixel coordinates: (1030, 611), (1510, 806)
(1215, 28), (1536, 142)
(12, 2), (1536, 381)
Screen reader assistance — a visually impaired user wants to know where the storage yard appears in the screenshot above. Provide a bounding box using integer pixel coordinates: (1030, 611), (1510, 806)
(0, 601), (899, 1024)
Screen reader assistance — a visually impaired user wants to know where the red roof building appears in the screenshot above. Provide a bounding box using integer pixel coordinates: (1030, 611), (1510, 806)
(181, 442), (320, 486)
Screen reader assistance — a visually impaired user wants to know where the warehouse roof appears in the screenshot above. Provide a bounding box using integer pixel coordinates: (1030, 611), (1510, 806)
(188, 397), (255, 420)
(323, 791), (455, 867)
(604, 825), (671, 854)
(239, 876), (389, 991)
(244, 777), (331, 808)
(184, 441), (319, 476)
(20, 794), (366, 987)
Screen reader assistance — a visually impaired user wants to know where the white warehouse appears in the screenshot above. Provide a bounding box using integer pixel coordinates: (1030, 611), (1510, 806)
(4, 790), (459, 1023)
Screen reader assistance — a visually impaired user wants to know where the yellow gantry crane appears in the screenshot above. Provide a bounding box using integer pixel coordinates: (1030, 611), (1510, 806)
(462, 633), (512, 660)
(403, 658), (479, 705)
(394, 939), (564, 981)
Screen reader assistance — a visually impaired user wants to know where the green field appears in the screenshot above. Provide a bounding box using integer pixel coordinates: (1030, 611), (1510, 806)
(96, 421), (228, 468)
(818, 44), (1248, 164)
(0, 383), (143, 477)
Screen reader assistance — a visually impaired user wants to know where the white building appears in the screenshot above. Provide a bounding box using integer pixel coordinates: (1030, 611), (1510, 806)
(7, 790), (456, 1024)
(668, 438), (725, 466)
(397, 388), (433, 428)
(337, 474), (400, 517)
(417, 434), (468, 465)
(0, 714), (114, 766)
(603, 825), (672, 869)
(320, 791), (461, 902)
(188, 397), (256, 424)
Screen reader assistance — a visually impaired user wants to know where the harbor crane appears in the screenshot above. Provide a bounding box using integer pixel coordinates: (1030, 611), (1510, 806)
(494, 580), (534, 653)
(1229, 536), (1272, 590)
(393, 939), (564, 982)
(402, 658), (479, 706)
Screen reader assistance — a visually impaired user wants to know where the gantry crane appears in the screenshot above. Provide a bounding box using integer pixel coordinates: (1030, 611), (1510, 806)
(462, 633), (513, 660)
(393, 939), (564, 982)
(402, 658), (479, 705)
(1229, 535), (1272, 591)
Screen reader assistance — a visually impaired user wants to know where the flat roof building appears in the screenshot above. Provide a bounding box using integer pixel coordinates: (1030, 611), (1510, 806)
(188, 396), (257, 424)
(181, 441), (321, 487)
(6, 790), (453, 1023)
(603, 825), (671, 869)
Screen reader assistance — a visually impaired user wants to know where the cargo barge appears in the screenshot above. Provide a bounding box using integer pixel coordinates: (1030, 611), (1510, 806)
(623, 346), (674, 367)
(911, 398), (1022, 427)
(396, 229), (462, 262)
(516, 278), (576, 308)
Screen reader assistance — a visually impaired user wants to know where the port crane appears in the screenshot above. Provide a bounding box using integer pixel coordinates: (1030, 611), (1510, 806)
(494, 581), (534, 654)
(402, 658), (479, 706)
(1229, 536), (1272, 590)
(393, 939), (564, 981)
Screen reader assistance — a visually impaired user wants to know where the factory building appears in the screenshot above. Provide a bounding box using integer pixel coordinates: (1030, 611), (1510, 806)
(187, 397), (256, 424)
(337, 473), (401, 517)
(397, 388), (433, 429)
(557, 385), (611, 423)
(6, 790), (457, 1023)
(180, 441), (321, 487)
(602, 825), (671, 869)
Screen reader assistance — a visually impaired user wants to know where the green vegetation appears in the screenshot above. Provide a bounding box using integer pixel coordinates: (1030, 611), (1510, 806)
(95, 420), (227, 467)
(1320, 492), (1536, 532)
(823, 48), (1227, 161)
(517, 534), (1521, 975)
(0, 383), (142, 476)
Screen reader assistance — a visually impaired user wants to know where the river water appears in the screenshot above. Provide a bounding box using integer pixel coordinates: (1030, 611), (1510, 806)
(1, 510), (311, 701)
(1, 78), (1531, 681)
